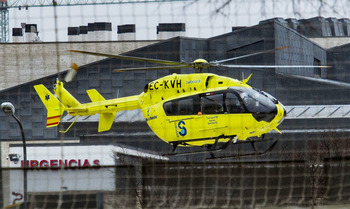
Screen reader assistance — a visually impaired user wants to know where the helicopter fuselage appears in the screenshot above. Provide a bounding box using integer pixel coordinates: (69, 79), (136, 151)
(139, 73), (286, 147)
(34, 72), (285, 147)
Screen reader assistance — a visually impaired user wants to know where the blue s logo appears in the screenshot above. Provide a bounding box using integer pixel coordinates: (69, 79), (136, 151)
(178, 121), (187, 136)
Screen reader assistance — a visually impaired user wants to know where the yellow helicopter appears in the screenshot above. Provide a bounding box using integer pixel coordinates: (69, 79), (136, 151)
(33, 47), (328, 158)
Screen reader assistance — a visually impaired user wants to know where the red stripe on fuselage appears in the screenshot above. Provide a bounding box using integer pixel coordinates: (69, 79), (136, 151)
(47, 122), (59, 126)
(47, 115), (61, 120)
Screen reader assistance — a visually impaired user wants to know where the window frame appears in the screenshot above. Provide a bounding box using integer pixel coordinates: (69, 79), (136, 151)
(163, 90), (249, 116)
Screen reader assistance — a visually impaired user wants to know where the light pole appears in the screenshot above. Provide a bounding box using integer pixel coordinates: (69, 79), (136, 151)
(1, 102), (27, 209)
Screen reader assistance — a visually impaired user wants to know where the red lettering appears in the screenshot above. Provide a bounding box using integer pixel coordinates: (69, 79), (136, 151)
(69, 159), (77, 167)
(21, 160), (29, 168)
(50, 160), (58, 167)
(59, 160), (68, 167)
(83, 159), (90, 167)
(93, 159), (100, 166)
(18, 159), (101, 168)
(30, 160), (39, 167)
(40, 160), (49, 167)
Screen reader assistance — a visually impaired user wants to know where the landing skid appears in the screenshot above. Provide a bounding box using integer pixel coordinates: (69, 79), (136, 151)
(163, 136), (278, 159)
(207, 139), (278, 160)
(164, 137), (233, 157)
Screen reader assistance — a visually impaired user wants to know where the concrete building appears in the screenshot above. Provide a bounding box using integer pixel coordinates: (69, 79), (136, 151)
(0, 41), (157, 90)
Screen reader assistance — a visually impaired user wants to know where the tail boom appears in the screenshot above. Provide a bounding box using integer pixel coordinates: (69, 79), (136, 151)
(35, 81), (141, 132)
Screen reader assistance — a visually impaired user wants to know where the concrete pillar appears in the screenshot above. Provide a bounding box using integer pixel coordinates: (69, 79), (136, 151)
(79, 26), (88, 41)
(157, 23), (185, 40)
(94, 22), (112, 41)
(259, 18), (288, 28)
(286, 18), (299, 31)
(24, 24), (37, 42)
(298, 17), (332, 37)
(87, 23), (95, 41)
(67, 27), (80, 42)
(326, 17), (345, 37)
(117, 24), (136, 41)
(340, 18), (350, 36)
(12, 28), (23, 43)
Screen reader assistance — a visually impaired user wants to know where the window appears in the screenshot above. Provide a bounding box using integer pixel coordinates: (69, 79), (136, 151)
(178, 98), (194, 115)
(314, 57), (321, 77)
(164, 101), (175, 115)
(240, 91), (273, 113)
(201, 94), (224, 114)
(163, 95), (200, 116)
(164, 91), (260, 116)
(225, 93), (246, 113)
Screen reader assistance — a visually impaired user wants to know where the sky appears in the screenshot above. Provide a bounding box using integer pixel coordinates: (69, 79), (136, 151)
(8, 0), (350, 42)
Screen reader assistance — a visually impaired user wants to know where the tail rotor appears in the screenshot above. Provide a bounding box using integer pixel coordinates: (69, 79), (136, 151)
(63, 63), (79, 83)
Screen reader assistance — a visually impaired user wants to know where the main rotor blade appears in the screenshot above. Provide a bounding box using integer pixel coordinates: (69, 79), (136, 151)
(277, 72), (350, 88)
(113, 65), (190, 72)
(220, 64), (331, 68)
(212, 46), (288, 64)
(69, 50), (186, 66)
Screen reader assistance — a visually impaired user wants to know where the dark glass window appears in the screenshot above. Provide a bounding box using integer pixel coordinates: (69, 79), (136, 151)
(164, 89), (276, 116)
(163, 95), (200, 116)
(314, 57), (321, 77)
(225, 92), (246, 113)
(201, 94), (224, 114)
(164, 101), (174, 115)
(178, 98), (194, 115)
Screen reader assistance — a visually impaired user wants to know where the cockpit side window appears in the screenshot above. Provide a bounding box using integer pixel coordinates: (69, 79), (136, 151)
(201, 94), (224, 114)
(225, 93), (246, 113)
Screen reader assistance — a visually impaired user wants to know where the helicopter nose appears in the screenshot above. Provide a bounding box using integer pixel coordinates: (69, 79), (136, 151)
(276, 102), (287, 125)
(279, 102), (287, 118)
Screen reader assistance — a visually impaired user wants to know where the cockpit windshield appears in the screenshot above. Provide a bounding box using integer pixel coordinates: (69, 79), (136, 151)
(228, 87), (278, 122)
(229, 87), (276, 113)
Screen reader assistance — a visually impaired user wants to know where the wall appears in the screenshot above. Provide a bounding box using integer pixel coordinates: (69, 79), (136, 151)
(0, 41), (157, 91)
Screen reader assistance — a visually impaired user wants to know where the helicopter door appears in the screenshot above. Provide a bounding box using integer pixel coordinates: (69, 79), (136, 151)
(225, 92), (246, 113)
(162, 95), (203, 142)
(198, 93), (225, 139)
(201, 93), (224, 114)
(200, 91), (252, 140)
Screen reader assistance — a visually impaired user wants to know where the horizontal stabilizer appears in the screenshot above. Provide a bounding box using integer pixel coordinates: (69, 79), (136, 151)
(98, 112), (117, 132)
(87, 89), (105, 102)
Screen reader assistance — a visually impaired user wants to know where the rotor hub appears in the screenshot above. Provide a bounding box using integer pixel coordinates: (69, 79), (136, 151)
(192, 59), (210, 72)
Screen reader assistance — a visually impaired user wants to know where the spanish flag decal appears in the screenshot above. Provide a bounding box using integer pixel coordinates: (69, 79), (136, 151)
(46, 115), (61, 127)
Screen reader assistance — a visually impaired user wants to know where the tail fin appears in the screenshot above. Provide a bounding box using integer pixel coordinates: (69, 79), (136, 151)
(53, 80), (81, 108)
(99, 112), (117, 132)
(34, 84), (65, 127)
